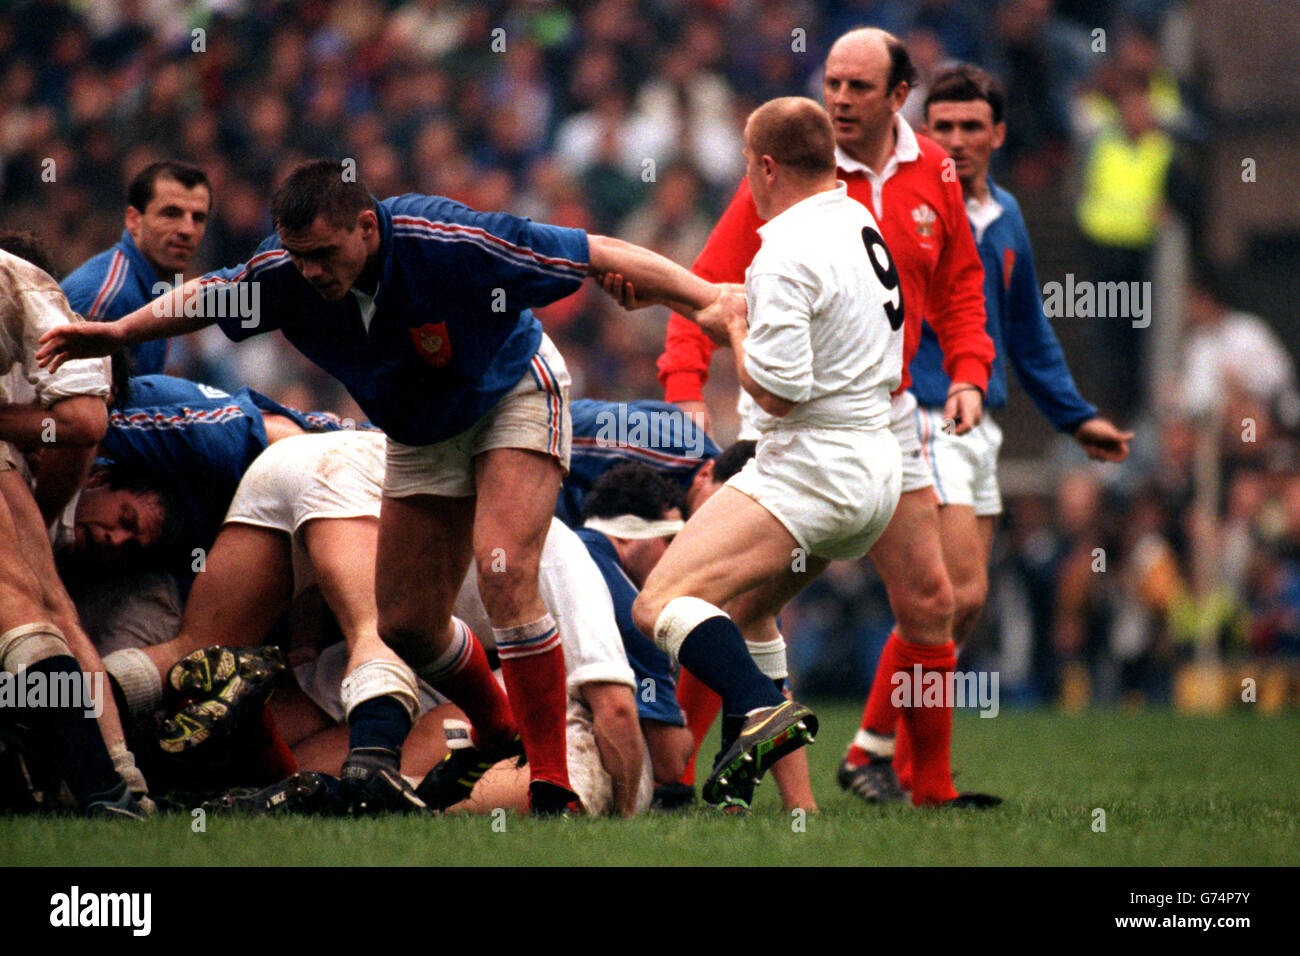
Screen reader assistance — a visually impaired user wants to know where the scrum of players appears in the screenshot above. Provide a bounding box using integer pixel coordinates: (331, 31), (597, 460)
(1, 27), (1129, 820)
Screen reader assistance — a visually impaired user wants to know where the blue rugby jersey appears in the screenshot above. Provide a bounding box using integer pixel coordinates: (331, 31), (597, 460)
(909, 179), (1096, 432)
(558, 399), (719, 527)
(62, 231), (172, 375)
(101, 390), (269, 559)
(103, 382), (372, 561)
(199, 194), (589, 446)
(119, 374), (230, 407)
(574, 527), (685, 726)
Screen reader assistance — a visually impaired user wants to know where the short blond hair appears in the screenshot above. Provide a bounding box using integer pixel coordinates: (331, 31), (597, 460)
(745, 97), (836, 178)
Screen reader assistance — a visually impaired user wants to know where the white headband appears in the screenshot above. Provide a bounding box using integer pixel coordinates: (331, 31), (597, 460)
(583, 515), (685, 540)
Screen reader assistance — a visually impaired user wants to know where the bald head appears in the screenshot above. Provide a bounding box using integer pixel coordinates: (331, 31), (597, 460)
(826, 28), (916, 96)
(744, 97), (836, 179)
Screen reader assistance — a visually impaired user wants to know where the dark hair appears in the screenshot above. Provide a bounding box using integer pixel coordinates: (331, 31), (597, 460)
(128, 161), (211, 213)
(747, 97), (836, 177)
(270, 159), (373, 234)
(712, 440), (757, 484)
(884, 33), (919, 94)
(91, 462), (184, 559)
(582, 463), (686, 523)
(924, 64), (1005, 125)
(0, 229), (57, 277)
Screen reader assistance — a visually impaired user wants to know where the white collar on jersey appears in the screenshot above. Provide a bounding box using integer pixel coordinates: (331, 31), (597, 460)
(834, 113), (921, 176)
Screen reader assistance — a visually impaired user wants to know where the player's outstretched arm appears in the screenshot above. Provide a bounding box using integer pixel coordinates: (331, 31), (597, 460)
(36, 277), (216, 373)
(587, 235), (720, 318)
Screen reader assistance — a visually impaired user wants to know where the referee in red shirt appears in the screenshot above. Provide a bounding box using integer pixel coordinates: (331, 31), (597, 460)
(658, 27), (998, 807)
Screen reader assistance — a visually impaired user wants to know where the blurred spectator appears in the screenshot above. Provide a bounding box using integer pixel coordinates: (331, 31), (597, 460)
(1074, 77), (1173, 418)
(1179, 275), (1300, 430)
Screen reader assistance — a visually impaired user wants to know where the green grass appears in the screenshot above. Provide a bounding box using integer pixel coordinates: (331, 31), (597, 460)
(3, 705), (1298, 866)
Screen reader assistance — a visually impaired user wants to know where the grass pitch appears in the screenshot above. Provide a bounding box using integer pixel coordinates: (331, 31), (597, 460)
(3, 705), (1297, 867)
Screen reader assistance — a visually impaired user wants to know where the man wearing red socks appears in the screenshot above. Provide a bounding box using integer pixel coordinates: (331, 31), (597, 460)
(656, 29), (998, 807)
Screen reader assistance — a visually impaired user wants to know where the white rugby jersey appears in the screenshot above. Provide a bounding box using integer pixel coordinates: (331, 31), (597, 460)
(0, 249), (110, 407)
(739, 182), (903, 434)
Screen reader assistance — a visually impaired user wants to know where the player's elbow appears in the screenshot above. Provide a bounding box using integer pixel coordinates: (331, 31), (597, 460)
(590, 684), (641, 738)
(755, 391), (797, 418)
(47, 396), (108, 446)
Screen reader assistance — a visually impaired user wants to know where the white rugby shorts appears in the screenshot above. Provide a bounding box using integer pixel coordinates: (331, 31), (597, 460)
(223, 429), (386, 593)
(914, 406), (1004, 516)
(727, 425), (902, 561)
(890, 390), (935, 495)
(383, 334), (571, 498)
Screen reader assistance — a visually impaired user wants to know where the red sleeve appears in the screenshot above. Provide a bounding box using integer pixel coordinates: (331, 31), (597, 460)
(924, 147), (995, 392)
(657, 179), (764, 403)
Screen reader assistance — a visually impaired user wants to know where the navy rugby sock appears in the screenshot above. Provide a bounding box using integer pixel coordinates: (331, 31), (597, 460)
(675, 618), (785, 718)
(16, 656), (122, 806)
(347, 695), (412, 759)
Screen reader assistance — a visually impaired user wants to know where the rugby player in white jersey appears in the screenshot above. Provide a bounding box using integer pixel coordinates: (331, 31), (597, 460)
(615, 97), (906, 810)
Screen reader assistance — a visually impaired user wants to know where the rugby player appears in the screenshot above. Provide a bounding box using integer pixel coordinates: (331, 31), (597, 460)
(654, 29), (998, 807)
(624, 97), (907, 811)
(61, 161), (212, 376)
(844, 65), (1132, 796)
(0, 237), (147, 817)
(39, 161), (730, 813)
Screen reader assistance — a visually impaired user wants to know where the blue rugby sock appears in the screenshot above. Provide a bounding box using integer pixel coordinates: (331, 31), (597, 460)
(675, 617), (786, 717)
(18, 656), (122, 807)
(347, 695), (412, 760)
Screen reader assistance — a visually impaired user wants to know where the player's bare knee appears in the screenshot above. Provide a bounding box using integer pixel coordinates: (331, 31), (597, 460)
(474, 552), (539, 623)
(896, 565), (956, 634)
(951, 578), (988, 644)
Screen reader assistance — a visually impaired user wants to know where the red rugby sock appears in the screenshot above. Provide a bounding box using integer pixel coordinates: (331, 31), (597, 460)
(495, 618), (572, 795)
(675, 666), (722, 786)
(894, 638), (959, 805)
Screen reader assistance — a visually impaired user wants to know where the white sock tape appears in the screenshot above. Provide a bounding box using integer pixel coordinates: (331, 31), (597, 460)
(746, 637), (787, 681)
(0, 622), (70, 674)
(653, 596), (729, 660)
(341, 658), (420, 723)
(103, 647), (163, 718)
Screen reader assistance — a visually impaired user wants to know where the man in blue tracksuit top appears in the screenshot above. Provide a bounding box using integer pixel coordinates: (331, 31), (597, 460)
(910, 64), (1134, 648)
(61, 161), (213, 376)
(840, 65), (1136, 807)
(39, 158), (727, 815)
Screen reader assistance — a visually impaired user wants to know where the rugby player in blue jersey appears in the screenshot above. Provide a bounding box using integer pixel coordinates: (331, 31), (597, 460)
(61, 162), (212, 376)
(39, 159), (729, 814)
(841, 65), (1134, 801)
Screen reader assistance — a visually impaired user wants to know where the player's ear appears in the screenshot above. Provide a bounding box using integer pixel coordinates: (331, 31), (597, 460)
(992, 121), (1007, 151)
(124, 205), (141, 235)
(693, 459), (715, 487)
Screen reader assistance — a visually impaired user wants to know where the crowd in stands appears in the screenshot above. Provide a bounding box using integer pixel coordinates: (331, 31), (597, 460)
(3, 0), (1294, 709)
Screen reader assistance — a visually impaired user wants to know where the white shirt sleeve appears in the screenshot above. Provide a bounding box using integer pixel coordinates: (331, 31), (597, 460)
(742, 269), (815, 404)
(17, 286), (111, 407)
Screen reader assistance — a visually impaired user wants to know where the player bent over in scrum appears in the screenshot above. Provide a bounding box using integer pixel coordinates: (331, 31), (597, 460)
(621, 98), (906, 810)
(0, 240), (148, 817)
